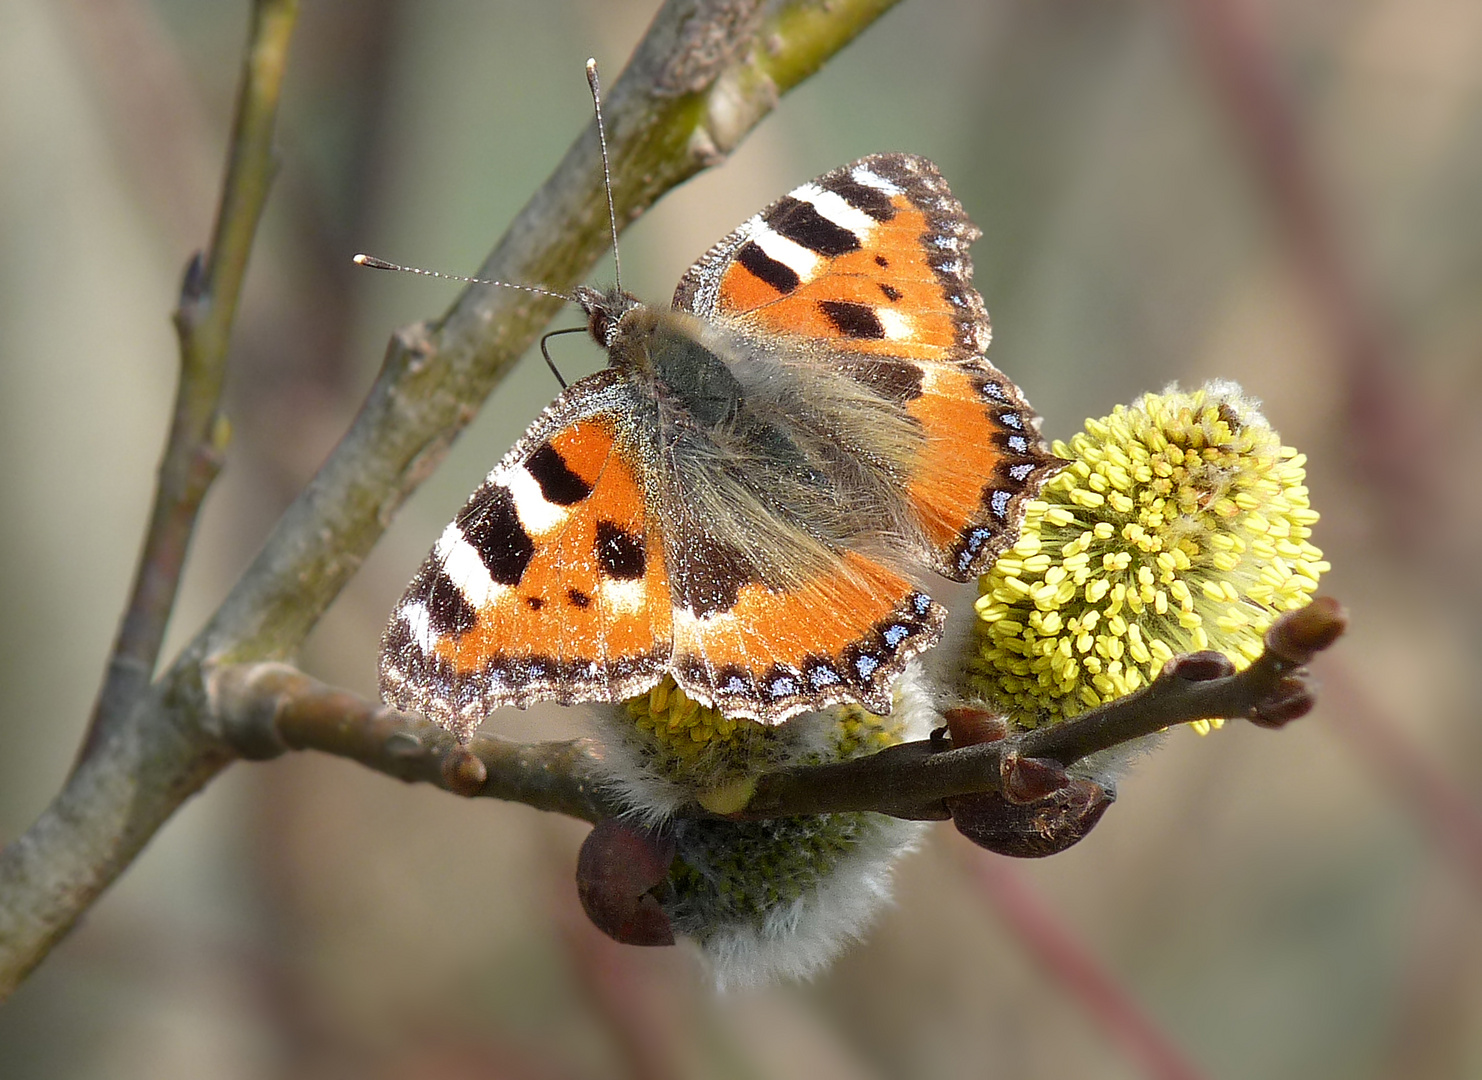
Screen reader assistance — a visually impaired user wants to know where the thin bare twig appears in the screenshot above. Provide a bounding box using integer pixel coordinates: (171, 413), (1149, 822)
(0, 0), (904, 998)
(77, 0), (301, 762)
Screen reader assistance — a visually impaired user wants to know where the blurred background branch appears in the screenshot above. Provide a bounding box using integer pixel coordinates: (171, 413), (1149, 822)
(963, 851), (1210, 1080)
(1176, 0), (1445, 546)
(1322, 661), (1482, 897)
(0, 0), (301, 1000)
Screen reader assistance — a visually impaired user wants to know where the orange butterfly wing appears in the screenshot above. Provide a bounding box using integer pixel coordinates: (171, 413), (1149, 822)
(645, 465), (943, 721)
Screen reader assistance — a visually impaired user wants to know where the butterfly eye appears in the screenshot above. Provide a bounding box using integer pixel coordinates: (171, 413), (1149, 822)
(589, 309), (618, 347)
(575, 285), (642, 348)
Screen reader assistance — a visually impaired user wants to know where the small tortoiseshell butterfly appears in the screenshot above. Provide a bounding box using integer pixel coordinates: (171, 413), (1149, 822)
(380, 153), (1063, 741)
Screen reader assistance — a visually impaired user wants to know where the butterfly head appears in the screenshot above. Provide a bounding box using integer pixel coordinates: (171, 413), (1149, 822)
(574, 284), (642, 349)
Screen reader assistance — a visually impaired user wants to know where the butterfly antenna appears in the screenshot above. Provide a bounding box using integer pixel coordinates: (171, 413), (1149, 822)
(540, 326), (588, 390)
(352, 254), (577, 304)
(585, 58), (622, 293)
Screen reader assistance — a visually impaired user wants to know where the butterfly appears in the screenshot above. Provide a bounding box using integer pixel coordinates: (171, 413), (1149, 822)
(380, 153), (1063, 742)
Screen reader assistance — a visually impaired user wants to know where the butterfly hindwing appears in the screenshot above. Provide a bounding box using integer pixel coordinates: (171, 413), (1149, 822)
(674, 153), (1064, 581)
(668, 547), (943, 720)
(380, 370), (672, 740)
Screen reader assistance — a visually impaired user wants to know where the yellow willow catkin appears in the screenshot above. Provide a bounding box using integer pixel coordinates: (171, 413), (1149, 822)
(970, 383), (1327, 732)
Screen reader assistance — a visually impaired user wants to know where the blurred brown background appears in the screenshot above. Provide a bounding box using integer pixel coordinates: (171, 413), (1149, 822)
(3, 0), (1481, 1077)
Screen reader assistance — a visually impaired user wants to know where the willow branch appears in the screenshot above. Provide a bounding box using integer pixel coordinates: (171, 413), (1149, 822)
(0, 0), (902, 999)
(77, 0), (299, 762)
(208, 662), (618, 824)
(203, 600), (1345, 829)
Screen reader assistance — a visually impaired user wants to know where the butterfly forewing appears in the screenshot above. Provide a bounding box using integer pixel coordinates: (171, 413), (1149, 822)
(674, 153), (989, 360)
(380, 371), (672, 740)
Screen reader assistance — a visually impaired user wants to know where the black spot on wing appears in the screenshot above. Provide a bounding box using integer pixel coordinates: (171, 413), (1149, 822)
(819, 300), (886, 340)
(838, 357), (923, 402)
(878, 283), (902, 302)
(761, 665), (803, 701)
(956, 527), (996, 576)
(567, 588), (592, 609)
(802, 657), (843, 691)
(765, 197), (859, 256)
(735, 240), (800, 295)
(526, 442), (592, 505)
(822, 174), (898, 221)
(838, 590), (942, 708)
(595, 521), (646, 580)
(456, 485), (534, 586)
(974, 376), (1007, 402)
(410, 564), (477, 637)
(671, 536), (750, 618)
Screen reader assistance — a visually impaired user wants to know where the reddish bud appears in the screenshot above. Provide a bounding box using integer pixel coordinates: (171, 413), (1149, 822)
(1165, 650), (1236, 682)
(1266, 597), (1347, 664)
(576, 820), (676, 947)
(440, 748), (488, 797)
(1001, 753), (1070, 804)
(944, 706), (1008, 747)
(949, 777), (1114, 858)
(1250, 677), (1315, 728)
